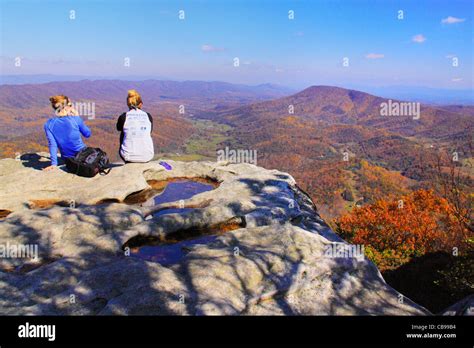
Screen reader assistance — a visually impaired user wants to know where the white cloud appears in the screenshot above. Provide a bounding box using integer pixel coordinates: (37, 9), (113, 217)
(412, 34), (426, 43)
(451, 77), (463, 82)
(365, 53), (384, 59)
(201, 44), (225, 52)
(445, 54), (456, 58)
(441, 16), (465, 24)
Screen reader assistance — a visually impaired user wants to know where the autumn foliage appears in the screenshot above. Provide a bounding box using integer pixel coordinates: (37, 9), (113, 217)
(336, 189), (472, 270)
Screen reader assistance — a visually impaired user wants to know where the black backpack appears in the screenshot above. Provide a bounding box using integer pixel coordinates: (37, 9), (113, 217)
(65, 147), (111, 177)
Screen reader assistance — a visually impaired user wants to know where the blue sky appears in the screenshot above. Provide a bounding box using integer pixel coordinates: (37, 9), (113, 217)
(0, 0), (472, 89)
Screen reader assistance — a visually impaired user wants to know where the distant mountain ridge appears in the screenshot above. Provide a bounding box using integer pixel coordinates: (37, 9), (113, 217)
(0, 79), (294, 110)
(2, 75), (471, 104)
(200, 85), (472, 141)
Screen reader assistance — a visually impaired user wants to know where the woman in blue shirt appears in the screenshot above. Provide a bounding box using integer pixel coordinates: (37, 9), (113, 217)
(43, 95), (91, 171)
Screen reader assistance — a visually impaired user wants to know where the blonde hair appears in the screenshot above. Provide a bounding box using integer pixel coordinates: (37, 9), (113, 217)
(49, 95), (78, 116)
(49, 95), (71, 110)
(127, 89), (143, 109)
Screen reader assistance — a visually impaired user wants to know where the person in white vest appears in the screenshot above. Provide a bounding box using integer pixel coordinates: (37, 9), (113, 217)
(116, 89), (154, 163)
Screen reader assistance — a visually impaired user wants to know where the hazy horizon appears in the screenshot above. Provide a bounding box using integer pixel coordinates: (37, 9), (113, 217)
(1, 73), (472, 104)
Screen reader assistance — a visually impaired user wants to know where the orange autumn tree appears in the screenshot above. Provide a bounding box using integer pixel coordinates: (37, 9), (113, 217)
(336, 189), (471, 270)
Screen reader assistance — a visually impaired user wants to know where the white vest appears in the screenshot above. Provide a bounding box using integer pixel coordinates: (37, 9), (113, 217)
(120, 109), (154, 162)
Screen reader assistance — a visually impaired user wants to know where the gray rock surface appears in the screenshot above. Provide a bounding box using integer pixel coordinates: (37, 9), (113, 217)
(0, 153), (431, 315)
(440, 295), (473, 316)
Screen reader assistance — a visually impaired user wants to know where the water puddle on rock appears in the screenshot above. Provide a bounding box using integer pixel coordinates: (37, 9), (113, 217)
(124, 178), (217, 212)
(151, 180), (214, 208)
(128, 216), (245, 266)
(142, 179), (215, 217)
(124, 177), (231, 265)
(131, 235), (219, 265)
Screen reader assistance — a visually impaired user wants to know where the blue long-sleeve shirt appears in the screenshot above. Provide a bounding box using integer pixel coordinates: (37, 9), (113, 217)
(44, 116), (91, 166)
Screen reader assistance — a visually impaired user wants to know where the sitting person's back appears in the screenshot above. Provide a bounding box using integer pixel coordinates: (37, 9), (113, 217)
(43, 95), (91, 170)
(116, 90), (154, 163)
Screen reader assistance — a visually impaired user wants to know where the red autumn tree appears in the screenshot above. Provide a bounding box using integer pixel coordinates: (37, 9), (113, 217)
(336, 189), (472, 270)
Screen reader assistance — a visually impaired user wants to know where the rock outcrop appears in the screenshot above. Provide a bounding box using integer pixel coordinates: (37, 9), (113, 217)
(0, 153), (430, 315)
